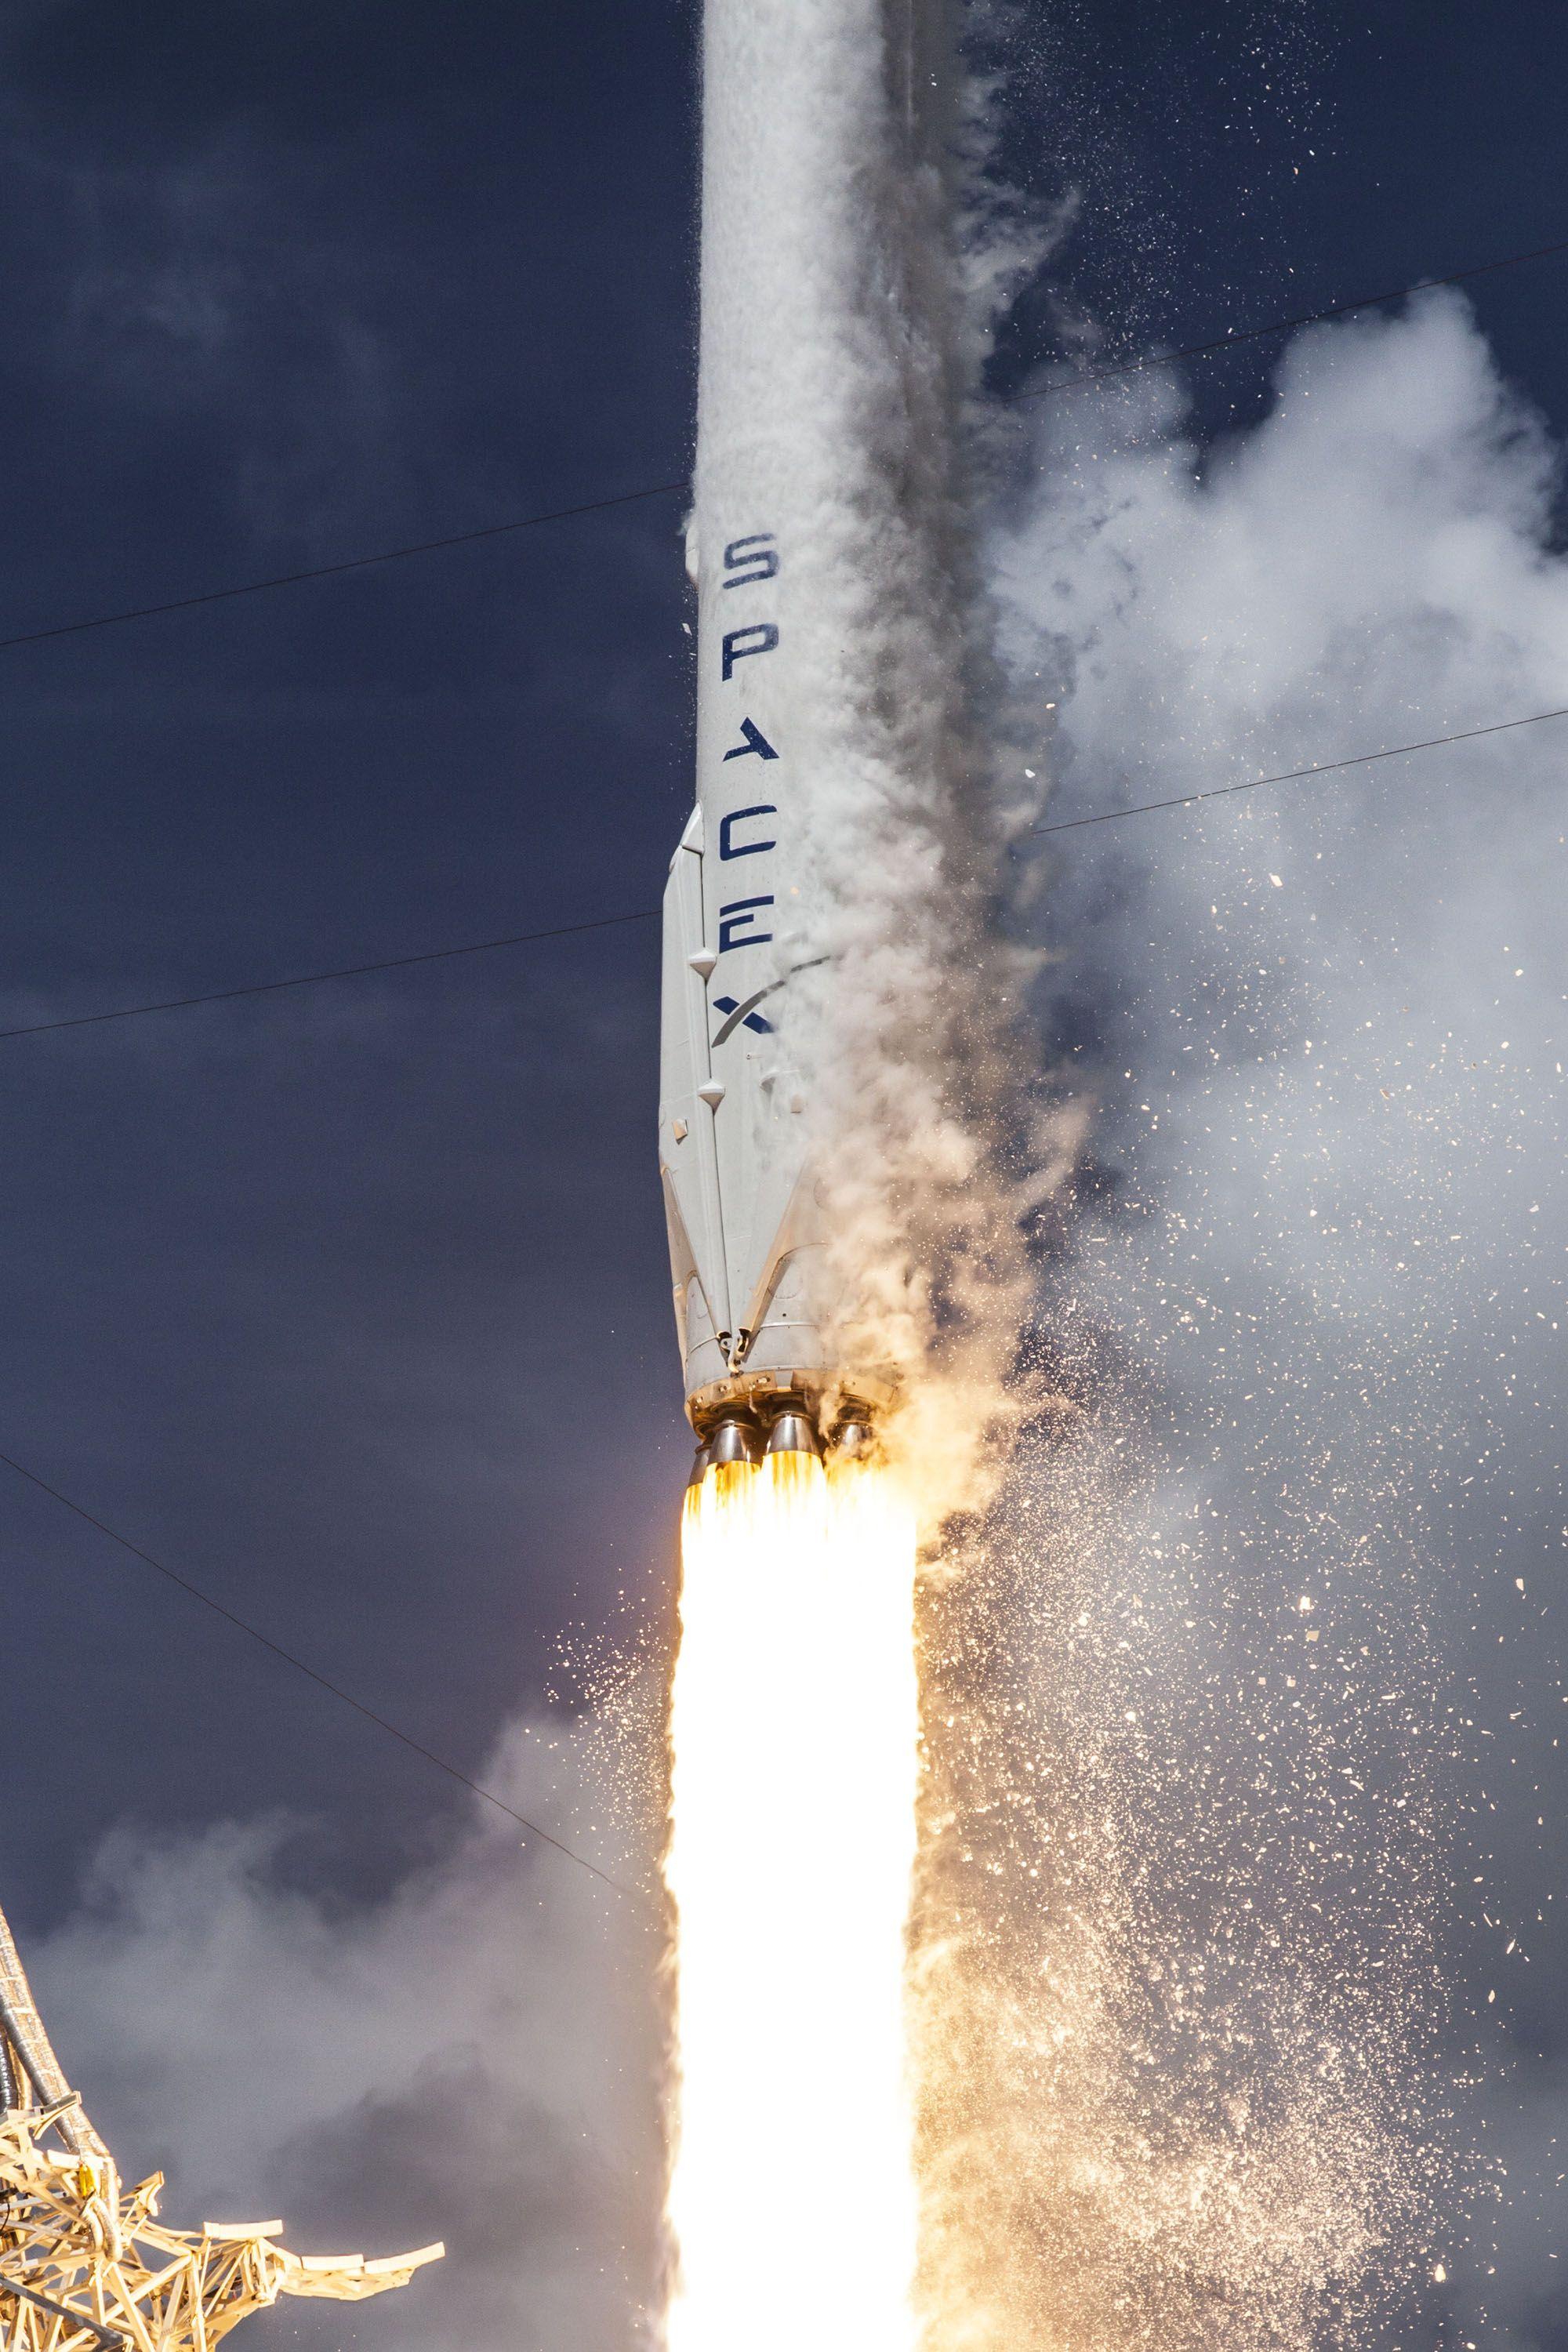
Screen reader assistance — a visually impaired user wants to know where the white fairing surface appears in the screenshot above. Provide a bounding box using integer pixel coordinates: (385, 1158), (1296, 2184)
(659, 0), (950, 1421)
(660, 743), (819, 1406)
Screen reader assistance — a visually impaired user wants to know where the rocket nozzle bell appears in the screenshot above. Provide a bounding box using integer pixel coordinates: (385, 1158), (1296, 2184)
(686, 1444), (712, 1490)
(707, 1417), (762, 1469)
(764, 1412), (822, 1461)
(831, 1418), (876, 1463)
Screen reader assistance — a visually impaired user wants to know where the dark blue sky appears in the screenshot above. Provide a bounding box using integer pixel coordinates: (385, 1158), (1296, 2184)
(0, 0), (1563, 1991)
(0, 0), (699, 1919)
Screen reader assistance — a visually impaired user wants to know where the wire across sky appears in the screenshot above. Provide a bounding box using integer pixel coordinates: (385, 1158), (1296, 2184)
(0, 231), (1563, 662)
(0, 1444), (643, 1900)
(0, 698), (1561, 1050)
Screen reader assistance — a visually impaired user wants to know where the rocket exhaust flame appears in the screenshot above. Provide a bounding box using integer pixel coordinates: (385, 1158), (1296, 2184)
(663, 1453), (919, 2352)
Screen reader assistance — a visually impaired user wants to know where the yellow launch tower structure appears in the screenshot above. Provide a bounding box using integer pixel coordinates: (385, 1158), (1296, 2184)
(0, 1905), (441, 2352)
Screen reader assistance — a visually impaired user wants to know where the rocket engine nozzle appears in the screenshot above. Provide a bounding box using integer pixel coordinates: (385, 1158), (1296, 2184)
(763, 1411), (821, 1461)
(686, 1390), (887, 1486)
(706, 1417), (763, 1470)
(829, 1416), (876, 1465)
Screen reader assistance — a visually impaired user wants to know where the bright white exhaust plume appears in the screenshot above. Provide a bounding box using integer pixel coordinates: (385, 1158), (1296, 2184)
(664, 1457), (918, 2352)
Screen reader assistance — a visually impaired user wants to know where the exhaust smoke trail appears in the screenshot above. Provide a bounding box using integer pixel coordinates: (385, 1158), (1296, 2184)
(664, 1454), (919, 2352)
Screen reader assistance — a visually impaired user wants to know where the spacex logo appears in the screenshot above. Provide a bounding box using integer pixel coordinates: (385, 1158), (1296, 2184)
(711, 993), (775, 1041)
(713, 532), (783, 985)
(710, 957), (829, 1048)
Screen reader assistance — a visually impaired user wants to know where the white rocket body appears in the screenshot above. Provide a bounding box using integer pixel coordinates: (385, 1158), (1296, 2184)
(659, 562), (823, 1425)
(659, 0), (951, 1441)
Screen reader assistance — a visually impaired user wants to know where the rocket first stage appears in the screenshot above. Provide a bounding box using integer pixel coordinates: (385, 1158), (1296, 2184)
(660, 503), (869, 1473)
(659, 0), (950, 1472)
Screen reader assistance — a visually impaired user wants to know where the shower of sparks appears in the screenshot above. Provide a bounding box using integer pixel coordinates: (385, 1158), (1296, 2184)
(664, 1450), (919, 2352)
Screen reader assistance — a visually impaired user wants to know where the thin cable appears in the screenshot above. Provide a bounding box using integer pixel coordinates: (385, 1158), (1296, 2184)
(0, 908), (659, 1043)
(1011, 233), (1568, 401)
(0, 236), (1562, 662)
(1030, 704), (1568, 837)
(0, 1446), (639, 1900)
(0, 481), (688, 657)
(4, 704), (1566, 1050)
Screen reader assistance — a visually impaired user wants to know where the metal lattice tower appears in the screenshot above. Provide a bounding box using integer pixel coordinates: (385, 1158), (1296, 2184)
(0, 1904), (441, 2352)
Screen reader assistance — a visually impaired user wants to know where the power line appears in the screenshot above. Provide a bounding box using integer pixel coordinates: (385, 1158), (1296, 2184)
(2, 698), (1563, 1051)
(0, 1446), (641, 1900)
(1008, 232), (1568, 400)
(1029, 703), (1568, 837)
(0, 235), (1561, 660)
(0, 481), (687, 658)
(0, 909), (658, 1044)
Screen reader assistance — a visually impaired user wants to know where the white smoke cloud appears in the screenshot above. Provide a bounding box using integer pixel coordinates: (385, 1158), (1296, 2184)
(26, 1697), (667, 2352)
(911, 288), (1568, 2350)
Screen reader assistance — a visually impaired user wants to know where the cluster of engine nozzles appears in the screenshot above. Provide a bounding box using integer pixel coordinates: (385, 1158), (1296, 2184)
(688, 1407), (877, 1486)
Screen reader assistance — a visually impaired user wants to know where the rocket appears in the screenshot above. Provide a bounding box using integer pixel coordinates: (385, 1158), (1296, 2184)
(659, 0), (944, 1475)
(659, 544), (880, 1476)
(658, 0), (945, 1468)
(658, 495), (862, 1472)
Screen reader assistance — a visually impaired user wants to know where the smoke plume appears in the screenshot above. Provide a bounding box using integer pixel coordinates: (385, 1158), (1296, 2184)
(28, 1692), (667, 2352)
(912, 288), (1568, 2349)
